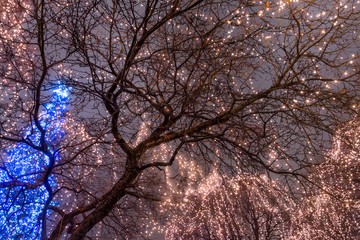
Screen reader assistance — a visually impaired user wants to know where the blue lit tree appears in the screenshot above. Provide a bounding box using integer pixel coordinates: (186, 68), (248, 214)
(0, 84), (70, 239)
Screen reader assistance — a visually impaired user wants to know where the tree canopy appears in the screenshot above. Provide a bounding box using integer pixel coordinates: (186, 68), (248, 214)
(0, 0), (360, 239)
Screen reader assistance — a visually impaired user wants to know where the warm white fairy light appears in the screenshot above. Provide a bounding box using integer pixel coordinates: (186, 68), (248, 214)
(289, 119), (360, 239)
(1, 0), (360, 238)
(149, 169), (295, 239)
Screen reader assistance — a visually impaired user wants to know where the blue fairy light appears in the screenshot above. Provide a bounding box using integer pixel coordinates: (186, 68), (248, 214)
(0, 83), (70, 239)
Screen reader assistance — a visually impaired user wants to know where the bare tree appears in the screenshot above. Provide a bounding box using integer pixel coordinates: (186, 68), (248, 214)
(1, 0), (360, 239)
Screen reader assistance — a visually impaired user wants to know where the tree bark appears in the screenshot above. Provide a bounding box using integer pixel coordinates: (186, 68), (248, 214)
(69, 168), (139, 240)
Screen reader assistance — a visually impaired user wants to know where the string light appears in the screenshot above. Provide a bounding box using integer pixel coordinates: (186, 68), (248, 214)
(1, 0), (360, 238)
(0, 84), (70, 239)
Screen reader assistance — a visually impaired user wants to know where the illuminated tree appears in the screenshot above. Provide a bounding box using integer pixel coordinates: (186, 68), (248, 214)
(155, 170), (294, 240)
(0, 85), (70, 239)
(1, 0), (360, 239)
(157, 121), (360, 240)
(291, 120), (360, 239)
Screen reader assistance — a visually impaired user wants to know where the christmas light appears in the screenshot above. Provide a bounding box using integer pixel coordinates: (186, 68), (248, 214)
(0, 84), (70, 239)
